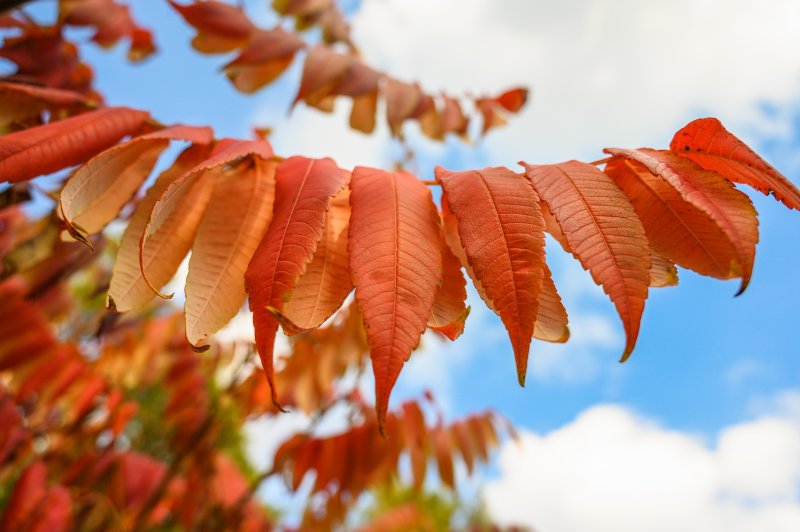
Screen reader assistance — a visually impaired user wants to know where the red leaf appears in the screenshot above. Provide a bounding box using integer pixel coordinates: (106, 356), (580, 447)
(223, 27), (304, 93)
(245, 157), (349, 410)
(168, 0), (254, 53)
(427, 229), (470, 341)
(605, 148), (758, 294)
(436, 166), (545, 384)
(0, 107), (149, 183)
(670, 117), (800, 211)
(349, 167), (442, 430)
(604, 156), (739, 281)
(524, 160), (650, 360)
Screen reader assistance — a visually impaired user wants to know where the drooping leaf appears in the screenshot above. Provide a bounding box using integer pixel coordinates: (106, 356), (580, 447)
(650, 252), (679, 288)
(385, 78), (422, 137)
(60, 125), (213, 237)
(107, 144), (213, 312)
(670, 117), (800, 211)
(427, 222), (469, 340)
(441, 95), (469, 137)
(293, 45), (352, 110)
(605, 148), (758, 294)
(523, 160), (650, 361)
(475, 87), (528, 135)
(349, 167), (442, 429)
(223, 27), (304, 93)
(168, 0), (254, 53)
(245, 156), (349, 410)
(433, 427), (454, 489)
(0, 107), (149, 183)
(604, 156), (739, 281)
(534, 263), (570, 343)
(274, 183), (352, 334)
(185, 157), (277, 348)
(436, 166), (545, 384)
(0, 81), (88, 129)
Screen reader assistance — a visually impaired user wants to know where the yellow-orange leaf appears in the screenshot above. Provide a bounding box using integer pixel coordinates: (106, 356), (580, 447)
(245, 157), (349, 410)
(0, 107), (149, 183)
(427, 227), (469, 341)
(534, 264), (570, 343)
(107, 145), (213, 312)
(671, 117), (800, 211)
(650, 252), (679, 288)
(349, 167), (442, 430)
(185, 157), (277, 348)
(140, 139), (273, 298)
(276, 183), (352, 334)
(604, 156), (738, 281)
(0, 81), (87, 129)
(524, 160), (650, 361)
(436, 166), (545, 384)
(604, 148), (758, 294)
(60, 125), (213, 237)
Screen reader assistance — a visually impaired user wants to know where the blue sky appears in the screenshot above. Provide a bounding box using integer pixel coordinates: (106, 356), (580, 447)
(19, 1), (800, 529)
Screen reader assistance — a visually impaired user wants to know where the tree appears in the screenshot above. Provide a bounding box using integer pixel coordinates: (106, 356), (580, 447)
(1, 0), (798, 529)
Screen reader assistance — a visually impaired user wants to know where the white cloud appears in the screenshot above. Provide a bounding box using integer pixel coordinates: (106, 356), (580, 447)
(352, 0), (800, 163)
(485, 401), (800, 532)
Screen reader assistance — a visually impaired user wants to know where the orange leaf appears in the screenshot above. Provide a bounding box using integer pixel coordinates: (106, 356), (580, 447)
(475, 87), (528, 136)
(185, 157), (276, 348)
(604, 156), (738, 281)
(0, 81), (88, 128)
(524, 160), (650, 361)
(245, 157), (349, 410)
(441, 95), (469, 137)
(293, 45), (352, 109)
(534, 263), (570, 343)
(107, 145), (212, 312)
(140, 140), (273, 298)
(401, 401), (428, 490)
(223, 27), (304, 93)
(433, 427), (454, 489)
(670, 117), (800, 211)
(275, 183), (352, 334)
(0, 107), (149, 183)
(349, 167), (442, 430)
(427, 226), (469, 340)
(650, 252), (679, 288)
(436, 166), (545, 384)
(168, 0), (255, 53)
(385, 78), (422, 138)
(60, 125), (212, 237)
(604, 148), (758, 294)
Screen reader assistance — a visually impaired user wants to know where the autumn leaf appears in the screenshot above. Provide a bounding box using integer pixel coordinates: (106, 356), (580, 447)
(60, 125), (213, 239)
(185, 157), (276, 349)
(671, 117), (800, 211)
(275, 183), (352, 334)
(0, 107), (149, 183)
(650, 252), (679, 288)
(293, 45), (352, 110)
(385, 78), (423, 138)
(427, 228), (469, 341)
(534, 263), (570, 343)
(138, 139), (273, 300)
(168, 0), (255, 53)
(0, 81), (88, 130)
(475, 87), (528, 135)
(524, 160), (650, 361)
(349, 167), (442, 430)
(245, 156), (349, 411)
(605, 148), (758, 294)
(223, 27), (304, 93)
(604, 156), (739, 281)
(436, 166), (545, 384)
(107, 145), (211, 312)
